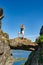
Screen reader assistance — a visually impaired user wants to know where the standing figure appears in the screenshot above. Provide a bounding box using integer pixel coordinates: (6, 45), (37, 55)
(18, 24), (25, 38)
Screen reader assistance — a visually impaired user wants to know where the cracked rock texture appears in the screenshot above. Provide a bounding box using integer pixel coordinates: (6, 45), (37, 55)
(0, 30), (14, 65)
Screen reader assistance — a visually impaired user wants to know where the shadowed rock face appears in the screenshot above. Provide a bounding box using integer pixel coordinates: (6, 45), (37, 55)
(0, 30), (14, 65)
(40, 25), (43, 35)
(25, 44), (43, 65)
(0, 8), (3, 16)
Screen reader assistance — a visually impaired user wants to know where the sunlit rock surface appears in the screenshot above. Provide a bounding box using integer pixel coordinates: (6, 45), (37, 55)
(0, 30), (14, 65)
(10, 37), (38, 51)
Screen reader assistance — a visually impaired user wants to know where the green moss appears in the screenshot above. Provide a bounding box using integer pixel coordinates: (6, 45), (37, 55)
(39, 35), (43, 43)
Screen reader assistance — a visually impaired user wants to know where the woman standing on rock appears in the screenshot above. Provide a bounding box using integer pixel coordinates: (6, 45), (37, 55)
(18, 24), (25, 38)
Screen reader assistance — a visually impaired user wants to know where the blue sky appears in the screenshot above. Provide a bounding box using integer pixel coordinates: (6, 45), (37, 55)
(0, 0), (43, 41)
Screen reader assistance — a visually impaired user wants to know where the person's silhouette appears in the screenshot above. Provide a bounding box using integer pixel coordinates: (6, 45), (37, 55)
(18, 24), (25, 38)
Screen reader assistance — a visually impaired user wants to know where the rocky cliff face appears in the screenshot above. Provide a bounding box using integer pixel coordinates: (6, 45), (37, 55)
(0, 30), (14, 65)
(25, 44), (43, 65)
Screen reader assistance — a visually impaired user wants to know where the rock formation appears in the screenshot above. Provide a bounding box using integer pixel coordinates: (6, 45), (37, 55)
(0, 30), (39, 65)
(25, 41), (43, 65)
(40, 25), (43, 35)
(10, 37), (38, 51)
(0, 29), (43, 65)
(0, 30), (14, 65)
